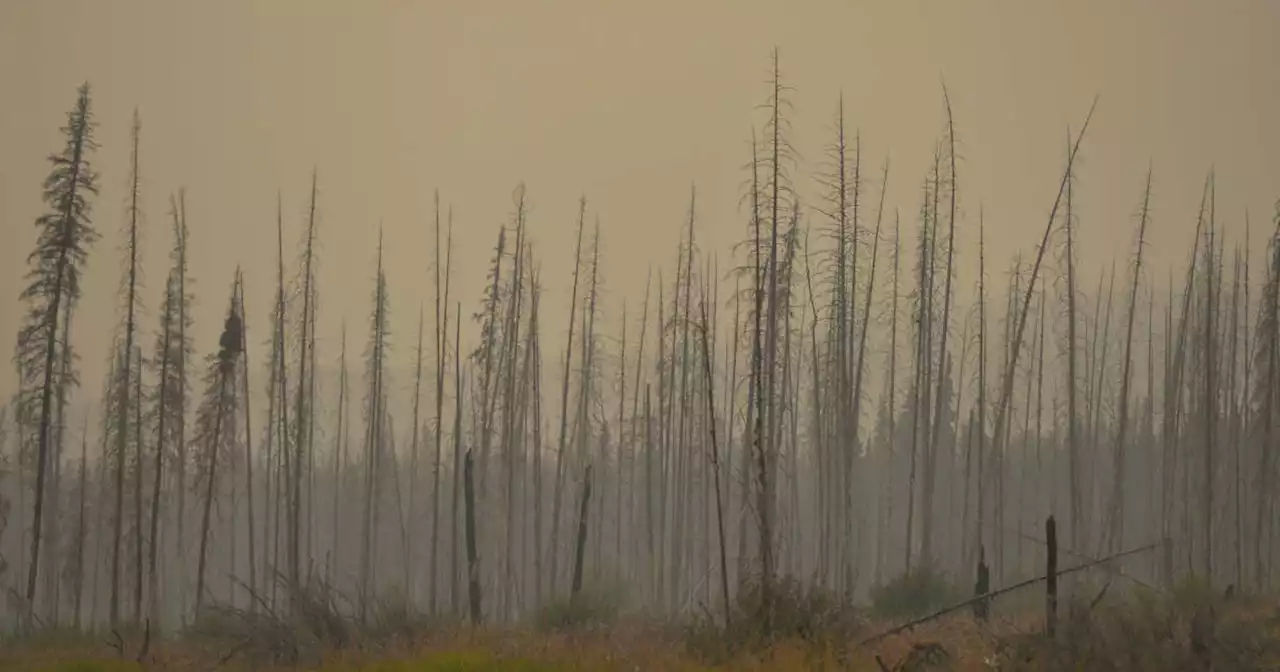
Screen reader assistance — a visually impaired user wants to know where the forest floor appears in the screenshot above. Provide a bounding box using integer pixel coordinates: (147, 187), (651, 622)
(5, 583), (1280, 671)
(0, 620), (997, 672)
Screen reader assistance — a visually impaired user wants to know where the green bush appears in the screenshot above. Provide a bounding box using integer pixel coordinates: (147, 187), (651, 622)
(869, 568), (960, 620)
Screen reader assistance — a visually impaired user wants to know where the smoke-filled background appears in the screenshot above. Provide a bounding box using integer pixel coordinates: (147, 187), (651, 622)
(0, 0), (1279, 632)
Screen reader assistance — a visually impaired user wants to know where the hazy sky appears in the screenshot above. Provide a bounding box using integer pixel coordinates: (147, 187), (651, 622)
(1, 0), (1278, 406)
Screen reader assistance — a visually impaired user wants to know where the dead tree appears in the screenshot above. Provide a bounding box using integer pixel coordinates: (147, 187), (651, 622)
(111, 111), (145, 628)
(463, 444), (481, 624)
(359, 231), (390, 621)
(922, 87), (960, 569)
(15, 84), (99, 622)
(291, 171), (319, 596)
(194, 280), (245, 616)
(1105, 168), (1152, 555)
(549, 198), (586, 597)
(571, 464), (593, 597)
(430, 196), (453, 613)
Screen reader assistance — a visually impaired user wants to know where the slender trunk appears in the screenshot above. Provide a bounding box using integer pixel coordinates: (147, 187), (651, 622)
(430, 200), (453, 613)
(881, 212), (902, 581)
(550, 199), (586, 597)
(759, 50), (784, 618)
(975, 212), (988, 571)
(1230, 246), (1244, 588)
(110, 113), (142, 627)
(571, 464), (593, 597)
(408, 307), (425, 601)
(1107, 170), (1151, 554)
(905, 181), (933, 572)
(1063, 136), (1083, 557)
(1092, 265), (1116, 553)
(147, 282), (172, 623)
(196, 370), (231, 615)
(530, 274), (545, 611)
(132, 344), (143, 622)
(26, 141), (82, 624)
(1202, 175), (1216, 581)
(74, 414), (89, 629)
(174, 191), (190, 621)
(238, 277), (257, 612)
(851, 161), (889, 575)
(451, 306), (463, 615)
(698, 289), (732, 627)
(615, 302), (627, 582)
(463, 445), (481, 624)
(292, 172), (318, 595)
(269, 193), (290, 612)
(330, 325), (347, 585)
(923, 91), (959, 569)
(990, 105), (1097, 571)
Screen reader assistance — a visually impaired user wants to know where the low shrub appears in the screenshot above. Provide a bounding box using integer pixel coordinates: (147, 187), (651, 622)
(870, 568), (960, 620)
(534, 584), (623, 632)
(993, 583), (1280, 671)
(684, 575), (865, 662)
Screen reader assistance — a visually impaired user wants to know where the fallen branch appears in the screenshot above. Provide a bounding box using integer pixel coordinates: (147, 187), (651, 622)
(1088, 580), (1113, 611)
(855, 542), (1158, 649)
(202, 637), (252, 672)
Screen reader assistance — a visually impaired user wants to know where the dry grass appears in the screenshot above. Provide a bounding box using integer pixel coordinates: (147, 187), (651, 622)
(0, 618), (1001, 671)
(5, 587), (1280, 671)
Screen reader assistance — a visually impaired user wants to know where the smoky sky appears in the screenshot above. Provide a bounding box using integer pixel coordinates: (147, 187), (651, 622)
(1, 0), (1278, 405)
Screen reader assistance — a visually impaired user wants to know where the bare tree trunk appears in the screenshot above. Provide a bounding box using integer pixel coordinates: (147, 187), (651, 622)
(923, 89), (959, 570)
(196, 289), (243, 616)
(463, 446), (481, 624)
(975, 213), (988, 573)
(497, 192), (528, 620)
(111, 111), (143, 628)
(132, 342), (144, 623)
(269, 194), (290, 613)
(614, 301), (628, 584)
(881, 213), (903, 582)
(851, 160), (889, 579)
(359, 233), (388, 622)
(1202, 175), (1217, 581)
(237, 277), (257, 613)
(430, 199), (453, 614)
(550, 199), (586, 599)
(697, 288), (732, 627)
(73, 414), (89, 630)
(1062, 135), (1083, 560)
(1256, 210), (1279, 589)
(329, 325), (347, 586)
(905, 179), (933, 572)
(529, 272), (545, 611)
(450, 308), (463, 616)
(408, 306), (425, 602)
(989, 104), (1097, 578)
(571, 464), (593, 597)
(1230, 245), (1244, 588)
(1106, 170), (1152, 556)
(292, 172), (318, 597)
(25, 87), (95, 623)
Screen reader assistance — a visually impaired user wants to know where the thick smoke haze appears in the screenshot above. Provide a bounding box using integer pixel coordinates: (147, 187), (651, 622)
(2, 0), (1280, 640)
(2, 0), (1277, 403)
